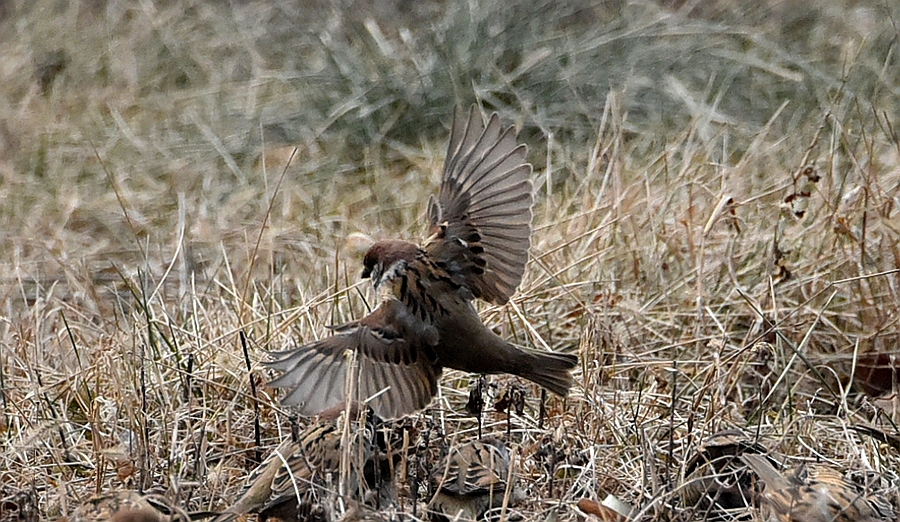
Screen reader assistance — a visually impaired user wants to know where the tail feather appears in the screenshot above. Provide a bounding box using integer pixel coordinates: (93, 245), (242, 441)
(514, 347), (578, 396)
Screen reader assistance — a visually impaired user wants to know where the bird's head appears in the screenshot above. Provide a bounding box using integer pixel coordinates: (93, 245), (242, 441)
(362, 240), (420, 287)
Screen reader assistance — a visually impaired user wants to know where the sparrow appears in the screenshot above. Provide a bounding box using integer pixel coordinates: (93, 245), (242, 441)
(266, 105), (579, 419)
(429, 437), (522, 522)
(681, 429), (770, 518)
(62, 490), (193, 522)
(741, 454), (896, 522)
(212, 416), (396, 522)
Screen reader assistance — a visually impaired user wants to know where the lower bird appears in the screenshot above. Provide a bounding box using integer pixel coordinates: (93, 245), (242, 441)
(212, 413), (396, 522)
(742, 454), (895, 522)
(681, 430), (770, 518)
(429, 437), (522, 521)
(61, 490), (198, 522)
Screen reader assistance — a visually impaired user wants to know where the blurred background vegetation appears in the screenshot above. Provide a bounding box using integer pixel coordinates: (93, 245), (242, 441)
(2, 0), (897, 277)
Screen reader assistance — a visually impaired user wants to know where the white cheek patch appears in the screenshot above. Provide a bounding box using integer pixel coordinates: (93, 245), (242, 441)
(369, 265), (383, 285)
(382, 260), (407, 281)
(374, 260), (407, 290)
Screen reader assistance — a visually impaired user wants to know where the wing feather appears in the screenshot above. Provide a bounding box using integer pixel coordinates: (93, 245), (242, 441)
(266, 303), (441, 420)
(426, 106), (533, 304)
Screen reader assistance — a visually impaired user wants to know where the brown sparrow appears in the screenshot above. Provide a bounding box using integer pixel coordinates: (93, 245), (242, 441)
(267, 106), (578, 419)
(681, 430), (770, 517)
(64, 490), (188, 522)
(741, 454), (896, 522)
(429, 437), (522, 521)
(212, 418), (396, 522)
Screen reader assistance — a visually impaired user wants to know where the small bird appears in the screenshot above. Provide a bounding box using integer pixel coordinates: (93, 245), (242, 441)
(63, 490), (186, 522)
(741, 454), (896, 522)
(681, 429), (769, 518)
(267, 106), (579, 419)
(429, 437), (522, 522)
(212, 417), (396, 522)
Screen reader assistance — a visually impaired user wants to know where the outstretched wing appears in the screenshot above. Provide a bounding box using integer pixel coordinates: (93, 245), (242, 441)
(426, 105), (534, 305)
(265, 304), (441, 420)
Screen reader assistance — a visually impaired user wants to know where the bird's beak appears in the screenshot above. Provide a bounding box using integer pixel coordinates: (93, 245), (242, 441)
(362, 266), (372, 279)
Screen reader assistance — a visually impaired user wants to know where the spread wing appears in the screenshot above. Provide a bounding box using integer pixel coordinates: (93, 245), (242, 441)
(425, 106), (534, 305)
(265, 303), (441, 420)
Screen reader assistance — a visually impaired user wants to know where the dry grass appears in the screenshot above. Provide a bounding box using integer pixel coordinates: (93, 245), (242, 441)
(1, 0), (900, 520)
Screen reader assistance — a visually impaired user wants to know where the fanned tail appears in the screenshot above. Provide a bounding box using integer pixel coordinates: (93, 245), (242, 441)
(513, 347), (578, 396)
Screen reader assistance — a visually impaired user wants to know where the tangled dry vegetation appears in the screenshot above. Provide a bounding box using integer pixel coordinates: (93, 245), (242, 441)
(1, 0), (899, 520)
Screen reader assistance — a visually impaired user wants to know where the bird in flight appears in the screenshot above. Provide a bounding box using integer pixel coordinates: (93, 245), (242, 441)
(266, 106), (579, 419)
